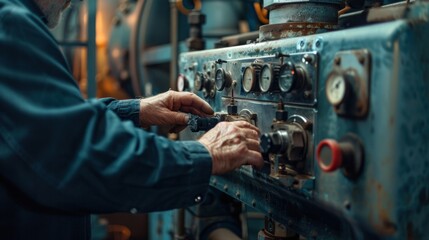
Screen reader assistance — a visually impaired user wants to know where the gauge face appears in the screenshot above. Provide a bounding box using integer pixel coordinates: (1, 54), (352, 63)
(326, 73), (347, 106)
(194, 73), (204, 91)
(259, 65), (273, 92)
(177, 74), (188, 92)
(215, 68), (226, 91)
(242, 66), (255, 93)
(278, 63), (296, 93)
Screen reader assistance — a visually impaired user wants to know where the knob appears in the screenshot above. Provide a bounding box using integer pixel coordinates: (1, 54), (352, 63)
(188, 115), (221, 132)
(316, 139), (343, 172)
(260, 131), (288, 155)
(316, 134), (364, 179)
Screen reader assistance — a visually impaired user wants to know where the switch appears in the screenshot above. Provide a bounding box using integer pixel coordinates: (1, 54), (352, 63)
(316, 134), (364, 179)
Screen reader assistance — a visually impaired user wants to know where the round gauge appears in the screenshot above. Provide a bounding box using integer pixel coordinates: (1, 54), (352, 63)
(215, 68), (232, 91)
(326, 73), (348, 106)
(259, 64), (275, 92)
(177, 74), (189, 92)
(194, 72), (205, 91)
(278, 62), (296, 93)
(242, 66), (256, 93)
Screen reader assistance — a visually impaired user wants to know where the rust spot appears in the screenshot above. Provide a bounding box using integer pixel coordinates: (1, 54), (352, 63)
(259, 22), (338, 41)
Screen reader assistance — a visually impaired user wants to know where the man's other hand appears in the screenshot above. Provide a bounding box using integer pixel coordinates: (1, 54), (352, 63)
(198, 121), (264, 175)
(139, 90), (214, 132)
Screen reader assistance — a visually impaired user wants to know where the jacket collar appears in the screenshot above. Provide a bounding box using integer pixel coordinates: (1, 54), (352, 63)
(6, 0), (48, 24)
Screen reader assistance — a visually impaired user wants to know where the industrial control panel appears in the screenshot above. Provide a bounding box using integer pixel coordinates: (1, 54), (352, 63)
(178, 2), (429, 239)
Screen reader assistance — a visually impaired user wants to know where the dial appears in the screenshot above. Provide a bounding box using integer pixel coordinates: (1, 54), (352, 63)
(177, 74), (189, 92)
(242, 66), (256, 93)
(326, 73), (348, 106)
(215, 68), (232, 91)
(259, 64), (276, 92)
(194, 72), (205, 91)
(278, 62), (296, 93)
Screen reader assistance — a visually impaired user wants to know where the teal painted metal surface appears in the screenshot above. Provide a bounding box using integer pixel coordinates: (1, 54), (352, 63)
(179, 2), (429, 239)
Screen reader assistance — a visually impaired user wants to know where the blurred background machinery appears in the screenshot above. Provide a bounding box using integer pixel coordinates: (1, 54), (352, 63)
(53, 0), (429, 239)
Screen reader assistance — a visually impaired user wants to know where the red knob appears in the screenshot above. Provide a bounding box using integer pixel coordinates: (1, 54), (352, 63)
(316, 139), (343, 172)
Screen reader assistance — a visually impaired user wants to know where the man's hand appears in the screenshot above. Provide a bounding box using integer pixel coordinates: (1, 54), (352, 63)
(139, 90), (214, 132)
(198, 121), (264, 175)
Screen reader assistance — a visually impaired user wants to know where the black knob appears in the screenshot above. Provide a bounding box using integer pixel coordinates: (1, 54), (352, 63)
(260, 131), (288, 154)
(188, 115), (221, 132)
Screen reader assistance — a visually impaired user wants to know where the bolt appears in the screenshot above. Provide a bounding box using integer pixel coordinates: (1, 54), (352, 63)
(252, 200), (256, 207)
(359, 55), (366, 65)
(315, 39), (321, 48)
(223, 185), (228, 191)
(334, 57), (341, 65)
(235, 191), (240, 198)
(300, 40), (305, 47)
(302, 54), (314, 64)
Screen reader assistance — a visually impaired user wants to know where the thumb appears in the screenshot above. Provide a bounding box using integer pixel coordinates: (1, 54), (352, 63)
(168, 112), (189, 125)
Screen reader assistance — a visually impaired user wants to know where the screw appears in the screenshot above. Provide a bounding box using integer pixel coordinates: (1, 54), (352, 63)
(359, 55), (366, 65)
(315, 39), (321, 48)
(302, 54), (314, 64)
(300, 40), (305, 47)
(216, 59), (227, 64)
(334, 57), (341, 65)
(223, 185), (228, 191)
(252, 200), (256, 207)
(235, 191), (240, 198)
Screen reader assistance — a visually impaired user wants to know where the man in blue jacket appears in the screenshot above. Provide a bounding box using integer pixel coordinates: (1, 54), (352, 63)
(0, 0), (264, 239)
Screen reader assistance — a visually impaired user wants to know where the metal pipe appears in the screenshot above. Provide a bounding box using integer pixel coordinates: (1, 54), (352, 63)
(87, 0), (97, 98)
(170, 0), (179, 90)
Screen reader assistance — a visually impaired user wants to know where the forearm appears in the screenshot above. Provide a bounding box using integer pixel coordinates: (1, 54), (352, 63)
(97, 98), (141, 127)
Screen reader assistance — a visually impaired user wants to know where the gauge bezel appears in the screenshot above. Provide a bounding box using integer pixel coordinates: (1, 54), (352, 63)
(177, 74), (188, 92)
(242, 66), (257, 93)
(259, 64), (274, 93)
(194, 72), (205, 91)
(215, 68), (226, 91)
(278, 62), (296, 93)
(325, 72), (348, 106)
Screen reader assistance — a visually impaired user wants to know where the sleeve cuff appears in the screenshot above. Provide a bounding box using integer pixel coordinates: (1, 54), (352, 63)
(97, 98), (141, 127)
(180, 141), (213, 205)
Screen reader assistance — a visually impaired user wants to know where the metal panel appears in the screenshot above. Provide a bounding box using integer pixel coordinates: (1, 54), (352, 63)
(179, 2), (429, 239)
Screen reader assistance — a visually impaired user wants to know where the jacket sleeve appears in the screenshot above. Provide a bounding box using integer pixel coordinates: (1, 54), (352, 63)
(0, 6), (212, 214)
(97, 98), (141, 127)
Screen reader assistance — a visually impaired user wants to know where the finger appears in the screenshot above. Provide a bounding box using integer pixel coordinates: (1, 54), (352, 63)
(246, 139), (261, 152)
(167, 112), (189, 126)
(173, 92), (214, 115)
(180, 106), (214, 117)
(243, 151), (264, 169)
(242, 128), (259, 139)
(231, 121), (260, 134)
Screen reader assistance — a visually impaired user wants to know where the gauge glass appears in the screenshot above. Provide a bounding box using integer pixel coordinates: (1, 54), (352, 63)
(177, 74), (188, 92)
(326, 73), (347, 106)
(242, 66), (255, 92)
(259, 65), (273, 92)
(215, 68), (225, 91)
(194, 73), (204, 91)
(278, 63), (295, 93)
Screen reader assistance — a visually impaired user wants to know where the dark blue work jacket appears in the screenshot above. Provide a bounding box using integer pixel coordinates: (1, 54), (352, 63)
(0, 0), (212, 239)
